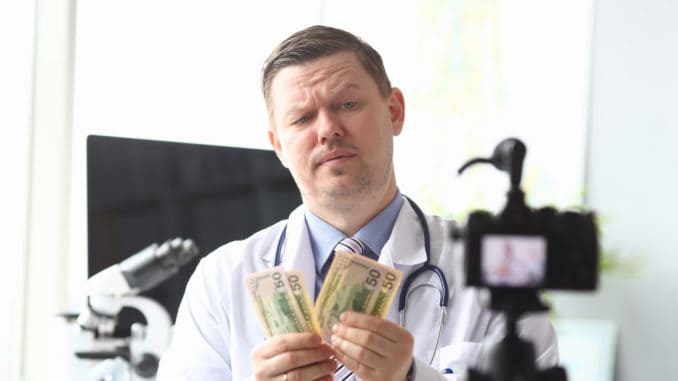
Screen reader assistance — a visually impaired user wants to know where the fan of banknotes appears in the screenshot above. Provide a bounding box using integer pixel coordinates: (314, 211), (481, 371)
(245, 250), (403, 342)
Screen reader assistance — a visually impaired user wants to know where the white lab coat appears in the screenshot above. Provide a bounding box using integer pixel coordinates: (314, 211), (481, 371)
(157, 199), (559, 380)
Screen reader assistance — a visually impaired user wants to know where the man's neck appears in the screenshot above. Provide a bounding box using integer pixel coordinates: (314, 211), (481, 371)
(307, 186), (398, 236)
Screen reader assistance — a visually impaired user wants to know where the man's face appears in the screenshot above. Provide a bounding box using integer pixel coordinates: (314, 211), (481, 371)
(268, 51), (404, 212)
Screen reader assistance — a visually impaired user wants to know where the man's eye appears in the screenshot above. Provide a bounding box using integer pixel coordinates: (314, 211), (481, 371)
(295, 115), (310, 125)
(342, 101), (356, 110)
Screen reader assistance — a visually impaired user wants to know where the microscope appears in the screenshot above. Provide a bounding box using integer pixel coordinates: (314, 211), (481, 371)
(73, 237), (199, 380)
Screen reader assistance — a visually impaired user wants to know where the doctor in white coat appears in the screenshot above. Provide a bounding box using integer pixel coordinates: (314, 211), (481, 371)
(157, 25), (558, 381)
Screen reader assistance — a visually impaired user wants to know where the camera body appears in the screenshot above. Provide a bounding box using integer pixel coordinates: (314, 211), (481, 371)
(456, 138), (599, 293)
(455, 137), (599, 381)
(464, 201), (599, 291)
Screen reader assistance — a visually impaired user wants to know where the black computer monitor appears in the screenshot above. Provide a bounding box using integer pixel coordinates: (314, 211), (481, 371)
(87, 135), (301, 334)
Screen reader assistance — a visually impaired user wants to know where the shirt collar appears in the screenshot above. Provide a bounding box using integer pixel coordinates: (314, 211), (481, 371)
(304, 191), (404, 275)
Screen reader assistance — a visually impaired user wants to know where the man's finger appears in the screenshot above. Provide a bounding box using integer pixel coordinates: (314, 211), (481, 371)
(333, 343), (375, 379)
(267, 345), (336, 375)
(332, 322), (393, 357)
(253, 332), (323, 359)
(276, 358), (336, 381)
(331, 332), (383, 369)
(339, 311), (406, 342)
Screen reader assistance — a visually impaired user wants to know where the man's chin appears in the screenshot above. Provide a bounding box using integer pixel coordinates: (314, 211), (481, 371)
(321, 188), (354, 200)
(315, 186), (352, 202)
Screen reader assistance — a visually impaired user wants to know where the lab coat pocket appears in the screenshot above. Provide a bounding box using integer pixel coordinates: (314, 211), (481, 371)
(438, 342), (483, 374)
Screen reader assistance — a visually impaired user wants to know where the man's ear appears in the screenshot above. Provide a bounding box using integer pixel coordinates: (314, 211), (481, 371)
(268, 127), (288, 168)
(388, 87), (405, 136)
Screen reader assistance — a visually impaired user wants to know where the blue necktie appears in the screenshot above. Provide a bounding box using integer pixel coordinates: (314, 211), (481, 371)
(320, 237), (377, 281)
(335, 236), (367, 255)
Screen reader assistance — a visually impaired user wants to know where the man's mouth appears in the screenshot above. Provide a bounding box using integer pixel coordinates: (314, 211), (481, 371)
(317, 151), (354, 167)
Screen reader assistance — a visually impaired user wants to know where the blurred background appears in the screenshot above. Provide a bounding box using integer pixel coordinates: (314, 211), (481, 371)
(1, 0), (676, 380)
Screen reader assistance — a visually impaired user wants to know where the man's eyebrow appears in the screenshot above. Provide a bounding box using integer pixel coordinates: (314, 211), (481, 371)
(282, 105), (309, 121)
(334, 82), (361, 94)
(282, 83), (363, 121)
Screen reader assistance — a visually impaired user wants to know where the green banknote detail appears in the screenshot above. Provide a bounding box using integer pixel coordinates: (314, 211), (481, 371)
(287, 270), (319, 333)
(246, 251), (402, 342)
(245, 268), (307, 336)
(369, 291), (388, 316)
(314, 251), (389, 342)
(262, 292), (305, 335)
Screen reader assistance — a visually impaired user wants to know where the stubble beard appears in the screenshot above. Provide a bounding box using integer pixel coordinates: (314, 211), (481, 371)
(305, 139), (395, 214)
(319, 159), (393, 214)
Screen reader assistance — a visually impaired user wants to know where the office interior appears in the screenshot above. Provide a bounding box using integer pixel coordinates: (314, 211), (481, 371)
(1, 0), (676, 380)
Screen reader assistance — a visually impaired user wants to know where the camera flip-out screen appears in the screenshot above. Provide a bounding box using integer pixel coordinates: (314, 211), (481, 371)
(481, 235), (547, 288)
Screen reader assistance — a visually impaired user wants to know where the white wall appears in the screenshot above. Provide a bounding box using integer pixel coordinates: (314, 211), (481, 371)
(22, 0), (76, 380)
(0, 1), (35, 379)
(551, 0), (678, 379)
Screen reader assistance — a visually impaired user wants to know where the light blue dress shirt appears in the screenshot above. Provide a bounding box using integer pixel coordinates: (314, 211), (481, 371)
(304, 191), (404, 297)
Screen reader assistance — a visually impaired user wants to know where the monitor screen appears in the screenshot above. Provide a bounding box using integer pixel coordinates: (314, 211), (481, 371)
(87, 135), (301, 334)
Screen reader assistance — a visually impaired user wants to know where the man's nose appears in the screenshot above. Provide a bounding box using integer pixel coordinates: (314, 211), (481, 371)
(317, 109), (344, 144)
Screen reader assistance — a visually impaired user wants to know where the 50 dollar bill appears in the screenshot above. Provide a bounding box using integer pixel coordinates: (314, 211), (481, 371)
(286, 270), (320, 334)
(245, 267), (311, 336)
(245, 253), (402, 341)
(313, 251), (402, 342)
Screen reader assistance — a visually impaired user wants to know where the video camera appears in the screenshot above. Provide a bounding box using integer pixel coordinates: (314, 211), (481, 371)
(453, 138), (600, 381)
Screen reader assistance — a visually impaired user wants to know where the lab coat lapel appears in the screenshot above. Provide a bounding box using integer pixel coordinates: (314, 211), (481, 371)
(278, 206), (318, 300)
(381, 198), (428, 267)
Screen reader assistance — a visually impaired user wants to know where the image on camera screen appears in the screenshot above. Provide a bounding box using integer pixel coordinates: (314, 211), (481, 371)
(481, 235), (547, 287)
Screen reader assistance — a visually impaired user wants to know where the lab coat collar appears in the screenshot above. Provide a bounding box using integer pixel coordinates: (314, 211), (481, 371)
(260, 199), (428, 299)
(261, 206), (318, 300)
(379, 197), (429, 267)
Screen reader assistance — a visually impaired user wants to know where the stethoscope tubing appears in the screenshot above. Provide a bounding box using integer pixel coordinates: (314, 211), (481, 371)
(273, 196), (450, 312)
(398, 197), (450, 310)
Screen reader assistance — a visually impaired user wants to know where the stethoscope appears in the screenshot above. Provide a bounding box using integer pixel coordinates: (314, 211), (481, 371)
(273, 196), (450, 365)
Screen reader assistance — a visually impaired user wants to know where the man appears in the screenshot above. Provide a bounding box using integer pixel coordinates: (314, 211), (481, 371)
(157, 25), (558, 381)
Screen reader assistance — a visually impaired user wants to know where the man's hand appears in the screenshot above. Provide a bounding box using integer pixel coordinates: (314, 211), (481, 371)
(252, 332), (336, 381)
(330, 311), (414, 381)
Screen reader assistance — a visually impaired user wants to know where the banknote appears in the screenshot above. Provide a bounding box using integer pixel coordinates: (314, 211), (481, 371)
(313, 251), (403, 342)
(286, 270), (320, 334)
(245, 255), (402, 341)
(245, 267), (309, 337)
